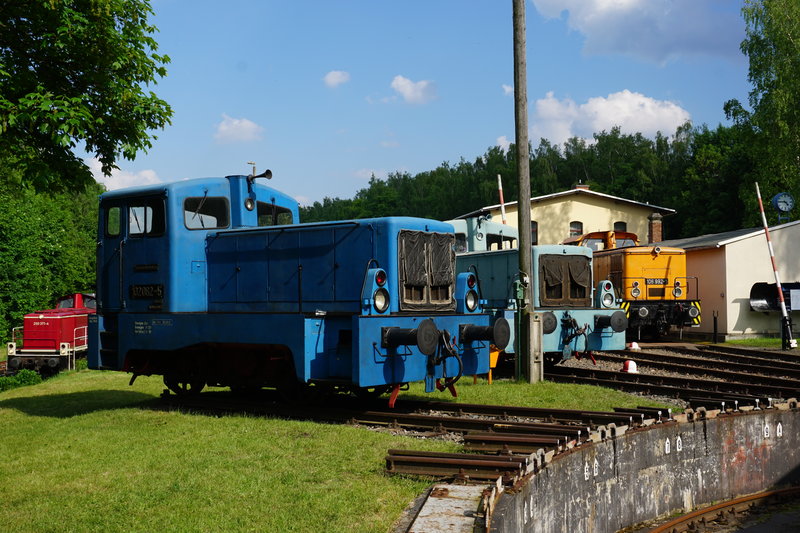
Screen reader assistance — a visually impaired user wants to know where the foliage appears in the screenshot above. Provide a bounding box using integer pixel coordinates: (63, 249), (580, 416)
(725, 0), (800, 207)
(0, 180), (100, 342)
(0, 0), (173, 190)
(302, 122), (771, 239)
(0, 369), (42, 392)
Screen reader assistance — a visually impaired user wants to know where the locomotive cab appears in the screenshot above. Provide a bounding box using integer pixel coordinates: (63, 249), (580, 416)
(96, 175), (299, 316)
(93, 176), (299, 371)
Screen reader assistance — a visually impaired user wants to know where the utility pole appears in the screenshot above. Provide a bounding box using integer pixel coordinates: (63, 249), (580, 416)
(513, 0), (541, 382)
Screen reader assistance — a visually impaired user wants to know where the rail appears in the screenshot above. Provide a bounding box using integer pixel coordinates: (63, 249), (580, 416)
(648, 487), (800, 532)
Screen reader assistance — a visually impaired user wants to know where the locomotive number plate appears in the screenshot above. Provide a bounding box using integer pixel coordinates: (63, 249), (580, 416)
(129, 284), (164, 299)
(645, 278), (668, 285)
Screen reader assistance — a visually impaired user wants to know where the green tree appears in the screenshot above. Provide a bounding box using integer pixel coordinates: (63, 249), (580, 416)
(0, 0), (172, 190)
(0, 181), (101, 341)
(727, 0), (800, 200)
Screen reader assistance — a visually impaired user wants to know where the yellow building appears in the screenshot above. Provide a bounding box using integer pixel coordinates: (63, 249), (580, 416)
(460, 184), (675, 245)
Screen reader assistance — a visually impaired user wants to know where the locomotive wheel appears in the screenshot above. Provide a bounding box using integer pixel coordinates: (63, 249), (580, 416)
(353, 385), (391, 400)
(164, 374), (206, 396)
(277, 379), (321, 404)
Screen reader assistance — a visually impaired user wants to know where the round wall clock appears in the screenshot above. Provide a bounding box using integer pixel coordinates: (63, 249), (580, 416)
(772, 192), (795, 212)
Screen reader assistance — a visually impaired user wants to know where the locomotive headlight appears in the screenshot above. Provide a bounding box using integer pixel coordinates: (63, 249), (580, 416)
(633, 281), (640, 288)
(688, 306), (700, 318)
(375, 269), (387, 286)
(373, 288), (390, 313)
(672, 287), (683, 298)
(467, 274), (477, 289)
(465, 290), (479, 312)
(6, 342), (15, 356)
(637, 307), (649, 318)
(674, 280), (682, 287)
(602, 292), (614, 307)
(631, 287), (641, 298)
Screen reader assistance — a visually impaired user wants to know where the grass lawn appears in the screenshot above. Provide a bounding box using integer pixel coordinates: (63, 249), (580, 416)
(0, 369), (677, 532)
(725, 337), (784, 348)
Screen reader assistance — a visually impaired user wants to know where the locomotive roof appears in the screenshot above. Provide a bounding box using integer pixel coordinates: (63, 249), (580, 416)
(211, 216), (455, 235)
(99, 175), (297, 205)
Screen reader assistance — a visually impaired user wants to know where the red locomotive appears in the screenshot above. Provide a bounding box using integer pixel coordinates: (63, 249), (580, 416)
(7, 293), (96, 375)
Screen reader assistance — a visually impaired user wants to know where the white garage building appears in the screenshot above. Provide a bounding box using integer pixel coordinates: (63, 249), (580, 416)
(660, 221), (800, 340)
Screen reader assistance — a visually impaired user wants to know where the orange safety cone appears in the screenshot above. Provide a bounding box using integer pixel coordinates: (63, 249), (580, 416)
(621, 360), (639, 373)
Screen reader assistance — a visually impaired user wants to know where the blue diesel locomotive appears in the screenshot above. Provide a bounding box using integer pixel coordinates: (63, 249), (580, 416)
(456, 244), (627, 361)
(88, 173), (508, 406)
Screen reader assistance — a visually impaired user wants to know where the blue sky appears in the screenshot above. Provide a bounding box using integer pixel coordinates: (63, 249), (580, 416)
(91, 0), (750, 206)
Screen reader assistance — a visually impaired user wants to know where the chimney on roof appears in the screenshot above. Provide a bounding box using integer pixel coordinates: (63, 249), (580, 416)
(575, 182), (590, 190)
(648, 212), (663, 243)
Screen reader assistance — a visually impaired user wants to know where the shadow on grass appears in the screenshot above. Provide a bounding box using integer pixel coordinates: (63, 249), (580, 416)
(0, 390), (159, 418)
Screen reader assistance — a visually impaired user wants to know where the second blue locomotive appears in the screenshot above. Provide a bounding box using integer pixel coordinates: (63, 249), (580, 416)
(452, 219), (627, 360)
(89, 173), (508, 405)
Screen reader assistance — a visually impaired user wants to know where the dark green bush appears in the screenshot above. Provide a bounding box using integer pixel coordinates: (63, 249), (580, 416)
(0, 369), (43, 392)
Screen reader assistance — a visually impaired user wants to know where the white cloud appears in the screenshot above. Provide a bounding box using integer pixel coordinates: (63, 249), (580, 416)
(87, 158), (163, 191)
(502, 84), (513, 96)
(496, 136), (511, 151)
(530, 90), (691, 146)
(214, 114), (264, 143)
(532, 0), (744, 63)
(380, 140), (399, 148)
(390, 75), (437, 104)
(323, 70), (351, 88)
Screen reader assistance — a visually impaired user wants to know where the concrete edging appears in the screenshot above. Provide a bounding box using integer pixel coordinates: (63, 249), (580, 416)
(489, 406), (800, 532)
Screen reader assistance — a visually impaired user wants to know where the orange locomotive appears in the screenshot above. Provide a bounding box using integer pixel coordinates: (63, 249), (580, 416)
(563, 231), (701, 338)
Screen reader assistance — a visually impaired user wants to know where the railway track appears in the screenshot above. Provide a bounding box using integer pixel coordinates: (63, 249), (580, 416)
(546, 346), (800, 408)
(160, 343), (795, 489)
(647, 486), (800, 532)
(159, 390), (666, 483)
(602, 348), (800, 380)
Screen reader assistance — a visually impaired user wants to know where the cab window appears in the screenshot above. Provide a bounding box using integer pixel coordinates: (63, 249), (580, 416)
(129, 198), (165, 236)
(539, 254), (592, 307)
(184, 197), (229, 230)
(106, 206), (121, 237)
(257, 201), (293, 226)
(454, 233), (467, 253)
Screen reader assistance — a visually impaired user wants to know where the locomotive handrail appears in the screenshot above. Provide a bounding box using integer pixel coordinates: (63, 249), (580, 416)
(73, 326), (89, 351)
(119, 239), (126, 309)
(11, 326), (23, 346)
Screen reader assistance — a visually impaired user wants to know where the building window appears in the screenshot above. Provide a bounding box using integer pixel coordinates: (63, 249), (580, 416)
(614, 221), (627, 232)
(569, 221), (583, 237)
(531, 221), (538, 245)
